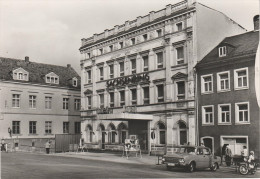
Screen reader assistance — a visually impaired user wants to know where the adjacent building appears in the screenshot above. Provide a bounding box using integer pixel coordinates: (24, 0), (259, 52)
(79, 0), (246, 153)
(195, 15), (259, 158)
(0, 56), (81, 152)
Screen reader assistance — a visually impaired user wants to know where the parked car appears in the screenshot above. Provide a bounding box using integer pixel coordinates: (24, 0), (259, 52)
(162, 146), (221, 172)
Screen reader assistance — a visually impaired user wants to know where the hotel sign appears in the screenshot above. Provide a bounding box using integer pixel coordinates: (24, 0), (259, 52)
(106, 73), (149, 88)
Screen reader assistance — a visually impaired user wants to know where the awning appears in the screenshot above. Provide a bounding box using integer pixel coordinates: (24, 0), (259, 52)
(96, 113), (153, 121)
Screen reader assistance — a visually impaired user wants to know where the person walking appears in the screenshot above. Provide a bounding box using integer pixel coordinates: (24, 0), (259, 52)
(225, 144), (232, 166)
(45, 140), (51, 154)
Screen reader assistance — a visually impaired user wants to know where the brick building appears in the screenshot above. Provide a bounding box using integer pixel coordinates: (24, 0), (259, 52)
(79, 0), (246, 153)
(0, 57), (81, 152)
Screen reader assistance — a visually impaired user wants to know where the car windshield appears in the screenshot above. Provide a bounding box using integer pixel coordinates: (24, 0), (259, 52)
(168, 147), (196, 154)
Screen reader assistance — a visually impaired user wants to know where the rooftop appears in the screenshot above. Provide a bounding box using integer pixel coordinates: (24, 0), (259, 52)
(0, 57), (81, 89)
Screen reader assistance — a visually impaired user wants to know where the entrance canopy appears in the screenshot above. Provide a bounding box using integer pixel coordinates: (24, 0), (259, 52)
(97, 113), (153, 121)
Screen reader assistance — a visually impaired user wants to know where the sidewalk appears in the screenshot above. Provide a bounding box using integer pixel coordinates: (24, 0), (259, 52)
(53, 151), (160, 165)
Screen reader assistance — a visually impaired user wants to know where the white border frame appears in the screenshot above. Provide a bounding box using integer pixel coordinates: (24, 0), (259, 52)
(234, 67), (249, 90)
(218, 103), (231, 125)
(201, 74), (213, 94)
(202, 105), (214, 126)
(235, 102), (250, 124)
(217, 71), (230, 92)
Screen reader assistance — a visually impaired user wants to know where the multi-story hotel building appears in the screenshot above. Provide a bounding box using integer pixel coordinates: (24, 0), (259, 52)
(0, 57), (81, 152)
(195, 15), (259, 157)
(79, 0), (246, 153)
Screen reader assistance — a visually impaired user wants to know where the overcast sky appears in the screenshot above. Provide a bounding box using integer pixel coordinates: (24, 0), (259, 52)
(0, 0), (259, 74)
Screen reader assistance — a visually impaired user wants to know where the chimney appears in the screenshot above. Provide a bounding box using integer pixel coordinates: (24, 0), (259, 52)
(67, 64), (71, 68)
(25, 56), (29, 62)
(253, 15), (259, 30)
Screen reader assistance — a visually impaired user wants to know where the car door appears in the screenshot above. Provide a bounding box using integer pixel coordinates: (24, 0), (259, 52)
(195, 148), (205, 168)
(202, 148), (211, 168)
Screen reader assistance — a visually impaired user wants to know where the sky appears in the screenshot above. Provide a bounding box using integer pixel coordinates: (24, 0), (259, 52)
(0, 0), (259, 74)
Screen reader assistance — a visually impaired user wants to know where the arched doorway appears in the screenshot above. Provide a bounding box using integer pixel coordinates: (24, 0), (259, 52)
(179, 121), (187, 145)
(107, 123), (116, 144)
(201, 137), (214, 154)
(97, 124), (106, 149)
(118, 123), (128, 144)
(156, 122), (166, 145)
(86, 124), (93, 143)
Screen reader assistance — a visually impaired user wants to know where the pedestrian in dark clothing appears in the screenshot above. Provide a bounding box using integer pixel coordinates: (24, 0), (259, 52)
(45, 141), (51, 154)
(225, 144), (232, 166)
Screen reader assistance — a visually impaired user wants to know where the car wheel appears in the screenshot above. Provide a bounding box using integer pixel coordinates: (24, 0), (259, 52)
(210, 163), (218, 171)
(187, 162), (195, 172)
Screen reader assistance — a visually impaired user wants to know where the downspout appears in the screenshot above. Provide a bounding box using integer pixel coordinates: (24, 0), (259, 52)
(193, 67), (199, 146)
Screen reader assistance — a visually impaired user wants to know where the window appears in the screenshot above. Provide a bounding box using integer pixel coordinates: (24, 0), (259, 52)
(74, 99), (81, 111)
(12, 121), (20, 134)
(45, 97), (52, 109)
(63, 98), (69, 110)
(29, 121), (37, 134)
(109, 45), (113, 52)
(217, 71), (230, 91)
(218, 104), (231, 124)
(201, 74), (213, 93)
(234, 68), (248, 89)
(156, 52), (163, 69)
(143, 56), (149, 72)
(157, 122), (166, 145)
(45, 72), (59, 84)
(108, 124), (116, 144)
(87, 96), (92, 109)
(119, 62), (124, 76)
(63, 122), (69, 133)
(87, 52), (91, 59)
(29, 95), (36, 109)
(131, 59), (136, 74)
(176, 46), (184, 64)
(12, 94), (20, 108)
(87, 70), (91, 83)
(131, 38), (136, 45)
(45, 121), (52, 134)
(120, 91), (125, 106)
(235, 102), (249, 123)
(119, 42), (124, 49)
(176, 22), (183, 31)
(177, 81), (185, 100)
(202, 106), (214, 125)
(13, 68), (29, 81)
(131, 89), (137, 105)
(99, 48), (103, 55)
(143, 34), (148, 41)
(157, 85), (164, 103)
(99, 67), (104, 80)
(219, 46), (226, 57)
(75, 122), (81, 134)
(99, 94), (104, 108)
(143, 86), (150, 105)
(72, 78), (77, 87)
(109, 64), (114, 79)
(156, 29), (162, 37)
(109, 92), (114, 107)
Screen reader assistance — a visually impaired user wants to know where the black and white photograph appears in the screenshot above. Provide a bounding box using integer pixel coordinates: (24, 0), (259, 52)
(0, 0), (259, 178)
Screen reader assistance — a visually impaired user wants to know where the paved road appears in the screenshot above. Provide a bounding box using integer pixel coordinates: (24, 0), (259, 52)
(1, 152), (259, 178)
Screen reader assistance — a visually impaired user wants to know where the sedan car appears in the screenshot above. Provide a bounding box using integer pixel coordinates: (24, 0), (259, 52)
(162, 146), (221, 172)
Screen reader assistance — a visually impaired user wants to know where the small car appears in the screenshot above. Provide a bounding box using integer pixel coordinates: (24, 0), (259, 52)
(161, 145), (221, 172)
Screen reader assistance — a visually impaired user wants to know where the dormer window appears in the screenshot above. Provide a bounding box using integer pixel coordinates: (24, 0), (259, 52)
(219, 46), (227, 57)
(45, 72), (59, 84)
(72, 77), (78, 87)
(13, 68), (29, 81)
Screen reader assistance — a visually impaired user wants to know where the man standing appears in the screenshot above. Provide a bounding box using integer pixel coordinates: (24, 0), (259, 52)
(225, 144), (232, 166)
(45, 140), (51, 154)
(241, 146), (248, 158)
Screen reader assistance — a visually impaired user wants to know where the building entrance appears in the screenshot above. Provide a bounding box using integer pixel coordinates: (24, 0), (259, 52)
(128, 120), (148, 151)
